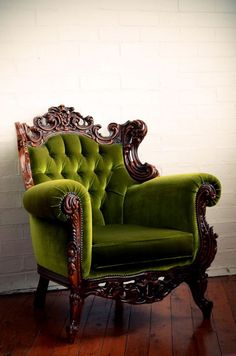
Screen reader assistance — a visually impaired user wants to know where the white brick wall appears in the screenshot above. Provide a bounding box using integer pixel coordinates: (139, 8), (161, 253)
(0, 0), (236, 293)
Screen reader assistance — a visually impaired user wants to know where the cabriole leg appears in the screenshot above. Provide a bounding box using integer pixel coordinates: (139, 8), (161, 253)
(187, 273), (213, 319)
(67, 290), (84, 343)
(34, 275), (49, 308)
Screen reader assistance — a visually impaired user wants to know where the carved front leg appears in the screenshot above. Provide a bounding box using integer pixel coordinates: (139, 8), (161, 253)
(187, 273), (213, 319)
(67, 290), (84, 343)
(62, 193), (84, 343)
(187, 183), (218, 319)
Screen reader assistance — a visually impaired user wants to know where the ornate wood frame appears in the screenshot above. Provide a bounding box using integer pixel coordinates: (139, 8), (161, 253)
(16, 105), (218, 343)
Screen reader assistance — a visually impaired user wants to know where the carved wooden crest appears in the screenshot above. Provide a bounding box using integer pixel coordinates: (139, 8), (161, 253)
(15, 105), (159, 189)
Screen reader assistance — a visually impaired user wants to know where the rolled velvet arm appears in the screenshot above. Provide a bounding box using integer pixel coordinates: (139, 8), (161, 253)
(23, 179), (93, 278)
(124, 173), (221, 234)
(23, 179), (91, 223)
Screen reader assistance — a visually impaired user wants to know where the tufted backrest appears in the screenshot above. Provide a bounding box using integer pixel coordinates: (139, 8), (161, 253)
(28, 134), (135, 225)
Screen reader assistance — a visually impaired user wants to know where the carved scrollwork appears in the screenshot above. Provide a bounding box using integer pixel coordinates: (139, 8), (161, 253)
(33, 105), (93, 131)
(16, 105), (121, 147)
(61, 193), (83, 288)
(30, 105), (94, 144)
(15, 105), (160, 189)
(15, 122), (34, 189)
(91, 122), (120, 144)
(194, 183), (218, 270)
(85, 272), (183, 304)
(120, 120), (159, 182)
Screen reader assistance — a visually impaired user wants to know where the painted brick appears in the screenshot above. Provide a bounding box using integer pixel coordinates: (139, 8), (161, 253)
(213, 222), (236, 236)
(99, 26), (139, 41)
(160, 12), (236, 28)
(59, 26), (98, 41)
(0, 59), (17, 76)
(160, 42), (197, 57)
(217, 87), (236, 102)
(180, 27), (216, 42)
(196, 72), (236, 87)
(121, 73), (160, 90)
(198, 13), (236, 27)
(179, 0), (216, 12)
(217, 235), (236, 250)
(23, 255), (37, 271)
(121, 42), (160, 56)
(0, 25), (58, 42)
(100, 0), (178, 11)
(22, 223), (31, 240)
(120, 43), (160, 65)
(0, 43), (38, 60)
(0, 8), (35, 25)
(197, 42), (236, 57)
(159, 12), (236, 29)
(179, 88), (217, 105)
(0, 192), (21, 209)
(140, 27), (181, 42)
(180, 57), (236, 72)
(213, 250), (236, 268)
(0, 256), (24, 274)
(24, 271), (39, 289)
(159, 12), (198, 27)
(79, 44), (120, 73)
(0, 208), (28, 225)
(119, 11), (159, 26)
(207, 207), (236, 224)
(0, 225), (23, 241)
(208, 267), (231, 277)
(215, 0), (236, 13)
(36, 8), (118, 26)
(79, 43), (120, 56)
(0, 159), (18, 177)
(1, 239), (33, 257)
(220, 193), (236, 207)
(0, 176), (24, 192)
(197, 103), (236, 120)
(80, 74), (121, 90)
(215, 27), (236, 42)
(0, 273), (27, 293)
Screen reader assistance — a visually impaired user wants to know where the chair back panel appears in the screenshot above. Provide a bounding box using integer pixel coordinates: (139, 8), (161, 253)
(29, 133), (134, 225)
(15, 105), (159, 223)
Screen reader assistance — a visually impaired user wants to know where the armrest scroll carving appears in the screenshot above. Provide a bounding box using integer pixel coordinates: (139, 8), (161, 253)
(194, 184), (218, 270)
(61, 193), (83, 288)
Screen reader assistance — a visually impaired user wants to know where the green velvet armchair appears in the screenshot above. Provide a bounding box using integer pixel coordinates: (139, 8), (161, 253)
(15, 105), (221, 343)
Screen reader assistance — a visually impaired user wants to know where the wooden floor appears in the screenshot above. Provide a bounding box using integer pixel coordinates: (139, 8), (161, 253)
(0, 276), (236, 356)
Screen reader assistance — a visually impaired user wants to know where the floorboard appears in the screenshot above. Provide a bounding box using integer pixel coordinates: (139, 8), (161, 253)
(100, 301), (131, 356)
(0, 276), (236, 356)
(171, 283), (197, 356)
(148, 295), (172, 356)
(208, 278), (236, 355)
(190, 280), (221, 356)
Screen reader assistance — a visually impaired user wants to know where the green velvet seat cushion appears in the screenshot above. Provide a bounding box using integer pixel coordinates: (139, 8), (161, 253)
(92, 224), (194, 270)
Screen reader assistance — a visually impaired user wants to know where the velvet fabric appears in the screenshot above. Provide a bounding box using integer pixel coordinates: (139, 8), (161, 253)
(23, 179), (92, 277)
(23, 133), (221, 279)
(28, 134), (134, 225)
(92, 224), (193, 269)
(124, 173), (221, 259)
(29, 215), (68, 277)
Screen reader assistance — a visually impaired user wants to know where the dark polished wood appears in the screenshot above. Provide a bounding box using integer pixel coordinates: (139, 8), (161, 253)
(0, 277), (236, 355)
(34, 276), (49, 308)
(15, 105), (159, 190)
(15, 105), (219, 343)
